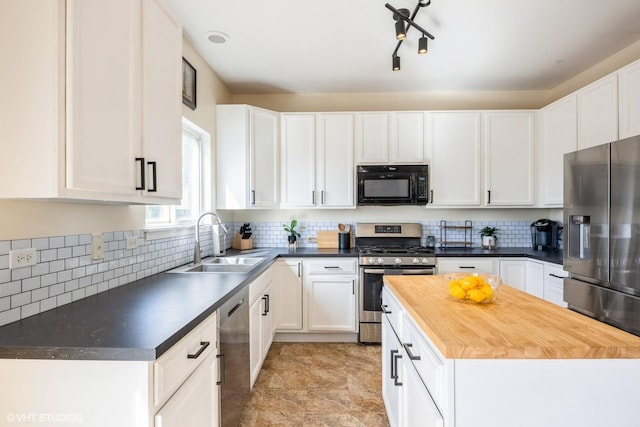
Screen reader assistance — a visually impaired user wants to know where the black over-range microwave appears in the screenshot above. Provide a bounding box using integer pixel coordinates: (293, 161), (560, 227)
(357, 164), (428, 206)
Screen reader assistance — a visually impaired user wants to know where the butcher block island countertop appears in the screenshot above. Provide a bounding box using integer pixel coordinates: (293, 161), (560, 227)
(384, 275), (640, 359)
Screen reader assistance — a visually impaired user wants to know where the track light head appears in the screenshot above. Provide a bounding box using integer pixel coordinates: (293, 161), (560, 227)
(392, 55), (401, 71)
(395, 20), (406, 40)
(418, 36), (428, 54)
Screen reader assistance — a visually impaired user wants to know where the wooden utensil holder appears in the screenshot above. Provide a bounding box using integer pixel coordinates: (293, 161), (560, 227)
(232, 233), (253, 250)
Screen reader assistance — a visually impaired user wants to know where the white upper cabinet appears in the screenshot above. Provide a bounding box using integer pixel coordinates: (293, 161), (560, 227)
(216, 105), (279, 209)
(0, 0), (182, 203)
(618, 59), (640, 139)
(389, 112), (426, 163)
(316, 114), (355, 207)
(280, 114), (316, 207)
(538, 94), (577, 207)
(484, 111), (535, 206)
(354, 113), (389, 163)
(280, 113), (354, 208)
(577, 73), (618, 149)
(355, 112), (425, 163)
(427, 112), (482, 206)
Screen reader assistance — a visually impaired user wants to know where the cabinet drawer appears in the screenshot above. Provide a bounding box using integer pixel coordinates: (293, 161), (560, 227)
(381, 287), (403, 335)
(402, 312), (448, 412)
(154, 311), (217, 408)
(249, 268), (273, 305)
(437, 257), (498, 275)
(543, 263), (567, 283)
(305, 258), (357, 275)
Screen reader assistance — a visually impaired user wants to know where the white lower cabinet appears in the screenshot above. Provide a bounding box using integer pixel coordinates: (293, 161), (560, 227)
(498, 259), (565, 306)
(0, 311), (219, 427)
(249, 269), (275, 388)
(382, 287), (447, 427)
(543, 263), (568, 307)
(437, 257), (499, 275)
(498, 258), (527, 291)
(154, 352), (218, 427)
(274, 258), (358, 336)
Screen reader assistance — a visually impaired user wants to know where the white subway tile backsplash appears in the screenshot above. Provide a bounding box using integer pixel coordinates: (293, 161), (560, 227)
(0, 241), (10, 255)
(49, 236), (65, 248)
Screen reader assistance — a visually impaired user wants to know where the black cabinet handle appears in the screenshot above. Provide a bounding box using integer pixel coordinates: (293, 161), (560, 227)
(262, 294), (270, 316)
(459, 266), (476, 269)
(321, 190), (325, 204)
(381, 304), (392, 314)
(297, 262), (301, 278)
(403, 343), (421, 361)
(393, 353), (403, 386)
(216, 354), (225, 385)
(487, 190), (491, 204)
(251, 190), (256, 205)
(135, 157), (145, 190)
(430, 189), (434, 204)
(390, 349), (398, 379)
(549, 273), (565, 279)
(187, 341), (210, 359)
(147, 161), (157, 192)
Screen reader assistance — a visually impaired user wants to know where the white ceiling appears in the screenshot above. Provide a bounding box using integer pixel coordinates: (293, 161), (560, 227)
(164, 0), (640, 94)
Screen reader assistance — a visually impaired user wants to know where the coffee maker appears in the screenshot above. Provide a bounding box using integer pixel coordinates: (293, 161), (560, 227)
(531, 219), (559, 250)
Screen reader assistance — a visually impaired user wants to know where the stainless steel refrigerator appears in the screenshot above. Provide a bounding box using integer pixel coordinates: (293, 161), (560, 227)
(564, 135), (640, 337)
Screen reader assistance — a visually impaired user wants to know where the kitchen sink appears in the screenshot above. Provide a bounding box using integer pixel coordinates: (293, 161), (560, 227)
(168, 256), (265, 274)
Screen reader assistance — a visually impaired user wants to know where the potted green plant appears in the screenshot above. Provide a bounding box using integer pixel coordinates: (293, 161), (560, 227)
(480, 226), (499, 249)
(283, 219), (301, 246)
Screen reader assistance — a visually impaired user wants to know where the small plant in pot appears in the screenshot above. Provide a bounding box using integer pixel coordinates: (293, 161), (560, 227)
(480, 226), (499, 249)
(283, 219), (301, 247)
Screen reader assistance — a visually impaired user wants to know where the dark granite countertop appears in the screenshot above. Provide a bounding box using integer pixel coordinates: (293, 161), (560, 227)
(0, 246), (560, 362)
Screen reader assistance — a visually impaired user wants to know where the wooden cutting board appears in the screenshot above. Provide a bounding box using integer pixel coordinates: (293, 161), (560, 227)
(317, 231), (339, 248)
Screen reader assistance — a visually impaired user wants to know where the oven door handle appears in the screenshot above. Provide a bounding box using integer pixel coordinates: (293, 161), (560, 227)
(363, 269), (386, 274)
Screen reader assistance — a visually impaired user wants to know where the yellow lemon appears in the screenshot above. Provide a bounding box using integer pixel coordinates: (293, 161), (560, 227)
(449, 284), (467, 300)
(482, 284), (494, 300)
(468, 288), (487, 303)
(460, 277), (476, 290)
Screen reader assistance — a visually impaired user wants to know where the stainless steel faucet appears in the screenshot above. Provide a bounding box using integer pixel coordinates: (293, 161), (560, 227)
(194, 211), (230, 264)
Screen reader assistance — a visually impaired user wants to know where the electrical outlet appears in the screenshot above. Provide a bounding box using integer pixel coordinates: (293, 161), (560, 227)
(92, 234), (104, 260)
(9, 248), (37, 269)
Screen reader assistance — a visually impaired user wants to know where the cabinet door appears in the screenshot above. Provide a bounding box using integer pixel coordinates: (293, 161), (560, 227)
(250, 108), (279, 207)
(261, 283), (274, 361)
(154, 352), (218, 427)
(499, 259), (527, 291)
(355, 113), (389, 163)
(141, 0), (182, 200)
(539, 94), (577, 206)
(577, 74), (618, 149)
(389, 112), (425, 163)
(618, 59), (640, 139)
(543, 263), (568, 307)
(66, 0), (140, 197)
(306, 276), (356, 332)
(484, 112), (535, 205)
(428, 112), (481, 206)
(401, 358), (444, 427)
(526, 260), (544, 299)
(382, 316), (401, 427)
(316, 113), (354, 207)
(280, 114), (315, 207)
(273, 260), (303, 331)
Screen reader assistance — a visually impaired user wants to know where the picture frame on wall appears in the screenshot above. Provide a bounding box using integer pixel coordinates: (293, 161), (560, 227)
(182, 57), (197, 110)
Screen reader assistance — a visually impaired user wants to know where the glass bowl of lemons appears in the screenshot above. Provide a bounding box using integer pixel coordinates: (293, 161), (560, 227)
(444, 272), (502, 304)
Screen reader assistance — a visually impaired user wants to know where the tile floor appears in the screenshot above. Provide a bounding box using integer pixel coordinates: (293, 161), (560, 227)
(240, 342), (390, 426)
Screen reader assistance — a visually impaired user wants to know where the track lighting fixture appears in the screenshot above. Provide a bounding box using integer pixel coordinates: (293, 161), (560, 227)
(418, 36), (428, 54)
(386, 1), (435, 70)
(392, 55), (401, 71)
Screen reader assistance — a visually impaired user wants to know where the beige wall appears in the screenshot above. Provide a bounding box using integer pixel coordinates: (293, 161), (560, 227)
(234, 40), (640, 112)
(0, 38), (231, 241)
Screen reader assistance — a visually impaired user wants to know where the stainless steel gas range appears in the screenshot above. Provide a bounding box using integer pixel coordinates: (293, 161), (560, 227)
(355, 223), (436, 343)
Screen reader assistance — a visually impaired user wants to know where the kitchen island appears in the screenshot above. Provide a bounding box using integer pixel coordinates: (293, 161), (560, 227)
(382, 275), (640, 427)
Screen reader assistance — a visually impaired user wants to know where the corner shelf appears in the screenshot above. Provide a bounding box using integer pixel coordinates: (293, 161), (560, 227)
(439, 220), (473, 249)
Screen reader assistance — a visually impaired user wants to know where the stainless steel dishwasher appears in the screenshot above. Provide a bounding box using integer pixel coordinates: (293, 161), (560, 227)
(217, 286), (250, 426)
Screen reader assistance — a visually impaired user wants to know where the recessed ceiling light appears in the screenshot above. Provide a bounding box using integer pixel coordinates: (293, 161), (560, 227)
(205, 31), (229, 44)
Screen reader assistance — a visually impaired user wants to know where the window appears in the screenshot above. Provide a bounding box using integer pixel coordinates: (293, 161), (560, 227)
(145, 117), (211, 228)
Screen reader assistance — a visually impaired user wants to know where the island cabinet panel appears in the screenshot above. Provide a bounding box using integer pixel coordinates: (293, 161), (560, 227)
(382, 275), (640, 427)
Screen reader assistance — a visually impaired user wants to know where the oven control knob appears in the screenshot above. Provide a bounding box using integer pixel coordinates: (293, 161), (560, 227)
(395, 258), (402, 265)
(377, 258), (384, 265)
(412, 258), (420, 264)
(421, 258), (430, 264)
(368, 258), (376, 264)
